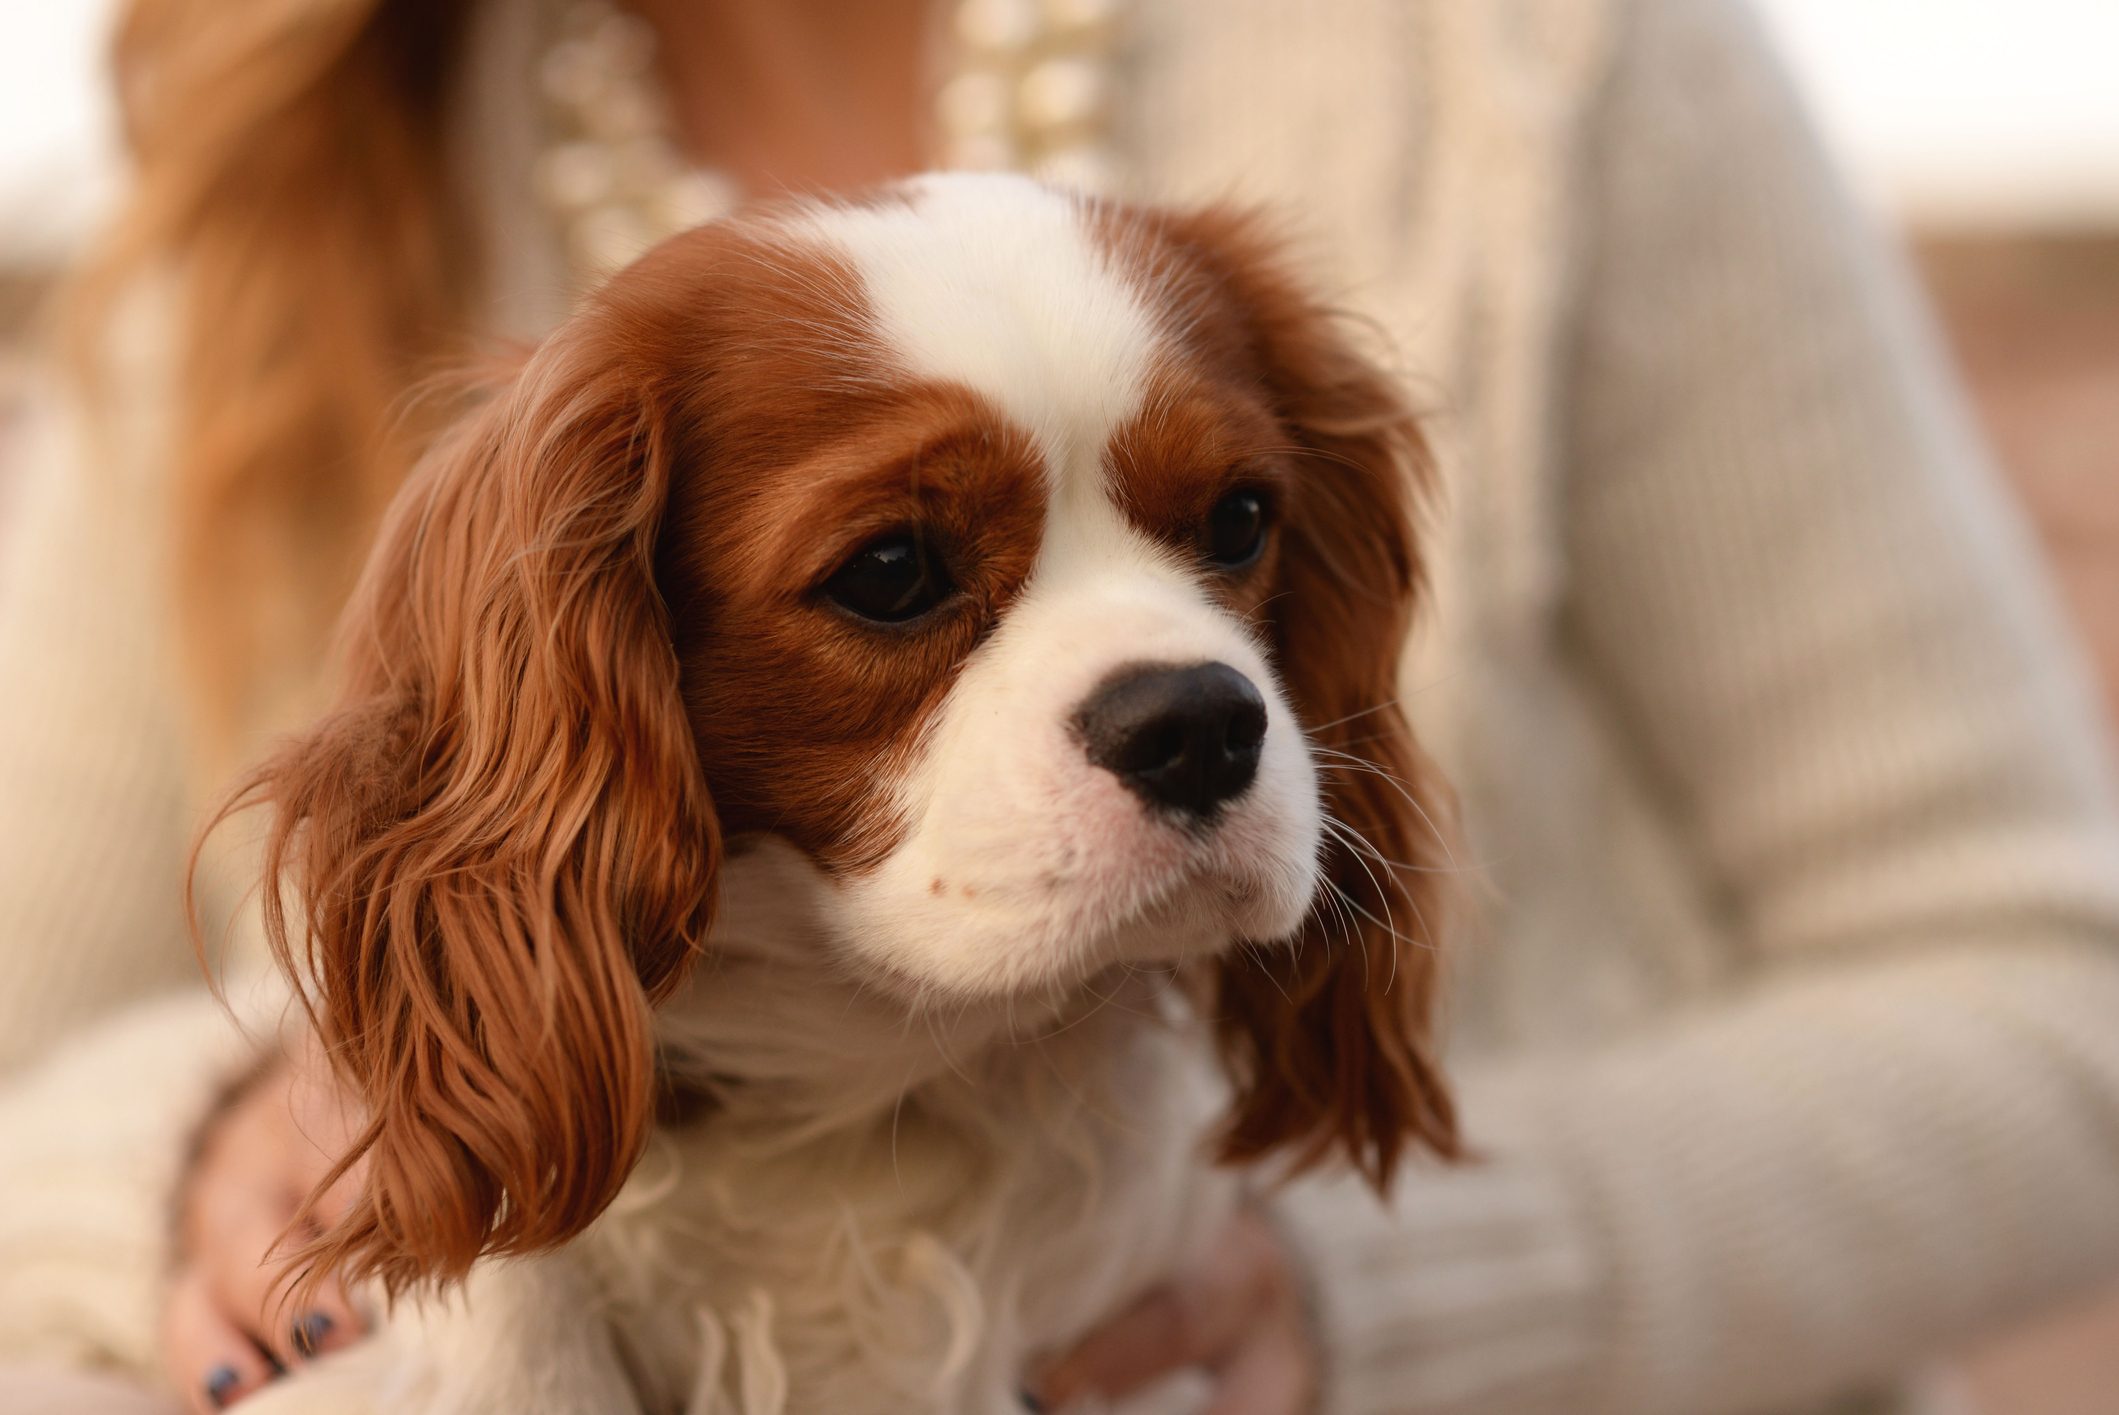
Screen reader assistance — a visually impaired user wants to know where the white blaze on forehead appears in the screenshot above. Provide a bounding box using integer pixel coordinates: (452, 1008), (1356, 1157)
(797, 174), (1161, 478)
(792, 179), (1326, 994)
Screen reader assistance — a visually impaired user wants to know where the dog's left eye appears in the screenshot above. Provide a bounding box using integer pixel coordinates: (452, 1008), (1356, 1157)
(823, 533), (955, 623)
(1204, 488), (1271, 569)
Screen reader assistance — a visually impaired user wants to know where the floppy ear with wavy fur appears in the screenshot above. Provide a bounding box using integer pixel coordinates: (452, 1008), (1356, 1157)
(216, 313), (719, 1296)
(1165, 212), (1461, 1189)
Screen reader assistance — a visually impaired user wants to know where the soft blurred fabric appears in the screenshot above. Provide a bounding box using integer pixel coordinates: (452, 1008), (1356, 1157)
(0, 1364), (180, 1415)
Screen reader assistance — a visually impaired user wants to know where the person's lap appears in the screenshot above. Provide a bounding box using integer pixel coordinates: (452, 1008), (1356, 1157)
(0, 1365), (183, 1415)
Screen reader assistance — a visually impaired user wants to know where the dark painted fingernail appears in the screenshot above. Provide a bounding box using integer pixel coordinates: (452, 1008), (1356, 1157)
(292, 1310), (335, 1357)
(1020, 1390), (1048, 1413)
(204, 1365), (243, 1409)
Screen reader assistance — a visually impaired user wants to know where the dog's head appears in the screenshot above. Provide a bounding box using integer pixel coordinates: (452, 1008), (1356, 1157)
(236, 175), (1456, 1293)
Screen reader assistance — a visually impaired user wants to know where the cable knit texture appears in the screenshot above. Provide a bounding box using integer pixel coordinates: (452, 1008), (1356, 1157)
(4, 2), (2119, 1412)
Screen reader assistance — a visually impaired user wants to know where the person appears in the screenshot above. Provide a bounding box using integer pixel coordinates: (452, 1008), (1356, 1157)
(4, 0), (2119, 1412)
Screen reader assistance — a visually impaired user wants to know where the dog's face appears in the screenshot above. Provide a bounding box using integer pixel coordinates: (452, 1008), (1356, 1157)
(238, 176), (1456, 1295)
(658, 182), (1330, 997)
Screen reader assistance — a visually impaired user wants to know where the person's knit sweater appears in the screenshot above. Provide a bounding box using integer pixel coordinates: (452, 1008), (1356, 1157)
(5, 2), (2119, 1412)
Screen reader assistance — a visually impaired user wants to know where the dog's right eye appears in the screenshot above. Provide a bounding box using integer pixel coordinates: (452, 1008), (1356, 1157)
(822, 533), (955, 624)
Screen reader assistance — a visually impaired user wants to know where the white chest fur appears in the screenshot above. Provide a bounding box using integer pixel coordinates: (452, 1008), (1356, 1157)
(597, 1007), (1235, 1413)
(250, 865), (1237, 1415)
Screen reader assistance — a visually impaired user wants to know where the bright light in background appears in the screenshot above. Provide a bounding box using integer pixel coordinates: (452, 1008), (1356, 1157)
(1, 0), (2118, 260)
(1757, 0), (2119, 227)
(0, 0), (117, 261)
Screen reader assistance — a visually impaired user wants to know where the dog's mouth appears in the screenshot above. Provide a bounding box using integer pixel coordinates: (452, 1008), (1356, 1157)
(825, 845), (1311, 1008)
(1049, 842), (1323, 978)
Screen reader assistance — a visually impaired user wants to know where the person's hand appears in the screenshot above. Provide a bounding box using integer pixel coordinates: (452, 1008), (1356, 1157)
(158, 1042), (369, 1411)
(1027, 1205), (1318, 1415)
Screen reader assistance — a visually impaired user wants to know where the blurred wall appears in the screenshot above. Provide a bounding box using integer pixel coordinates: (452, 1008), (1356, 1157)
(1922, 236), (2119, 722)
(1760, 0), (2119, 228)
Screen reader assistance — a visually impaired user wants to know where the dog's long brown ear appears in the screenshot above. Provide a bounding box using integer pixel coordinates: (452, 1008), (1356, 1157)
(212, 312), (719, 1295)
(1166, 211), (1460, 1190)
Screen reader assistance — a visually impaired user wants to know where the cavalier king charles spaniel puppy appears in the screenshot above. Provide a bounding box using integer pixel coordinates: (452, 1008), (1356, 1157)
(225, 173), (1456, 1415)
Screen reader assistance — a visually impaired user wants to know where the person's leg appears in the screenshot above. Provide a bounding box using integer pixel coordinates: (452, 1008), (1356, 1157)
(0, 1365), (186, 1415)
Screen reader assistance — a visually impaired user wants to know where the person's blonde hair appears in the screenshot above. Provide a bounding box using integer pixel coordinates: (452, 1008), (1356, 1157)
(64, 0), (478, 766)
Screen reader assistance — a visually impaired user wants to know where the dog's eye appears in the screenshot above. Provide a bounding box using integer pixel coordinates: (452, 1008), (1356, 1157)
(823, 533), (955, 623)
(1204, 488), (1271, 569)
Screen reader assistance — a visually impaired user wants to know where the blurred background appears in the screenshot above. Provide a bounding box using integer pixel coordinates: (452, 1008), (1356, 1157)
(0, 2), (2113, 1410)
(4, 1), (2113, 713)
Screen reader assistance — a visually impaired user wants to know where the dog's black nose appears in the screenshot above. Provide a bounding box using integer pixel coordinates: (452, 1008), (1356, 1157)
(1073, 662), (1267, 819)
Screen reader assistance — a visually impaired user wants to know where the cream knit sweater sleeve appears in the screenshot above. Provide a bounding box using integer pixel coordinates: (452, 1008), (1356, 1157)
(0, 364), (201, 1077)
(1279, 2), (2119, 1413)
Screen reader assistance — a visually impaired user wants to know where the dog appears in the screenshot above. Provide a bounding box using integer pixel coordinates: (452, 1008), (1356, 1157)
(224, 173), (1457, 1414)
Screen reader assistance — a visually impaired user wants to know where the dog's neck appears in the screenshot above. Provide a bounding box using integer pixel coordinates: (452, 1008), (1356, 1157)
(652, 839), (1188, 1137)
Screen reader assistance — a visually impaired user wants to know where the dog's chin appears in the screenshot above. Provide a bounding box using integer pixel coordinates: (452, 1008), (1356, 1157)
(1101, 868), (1317, 968)
(836, 854), (1321, 1008)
